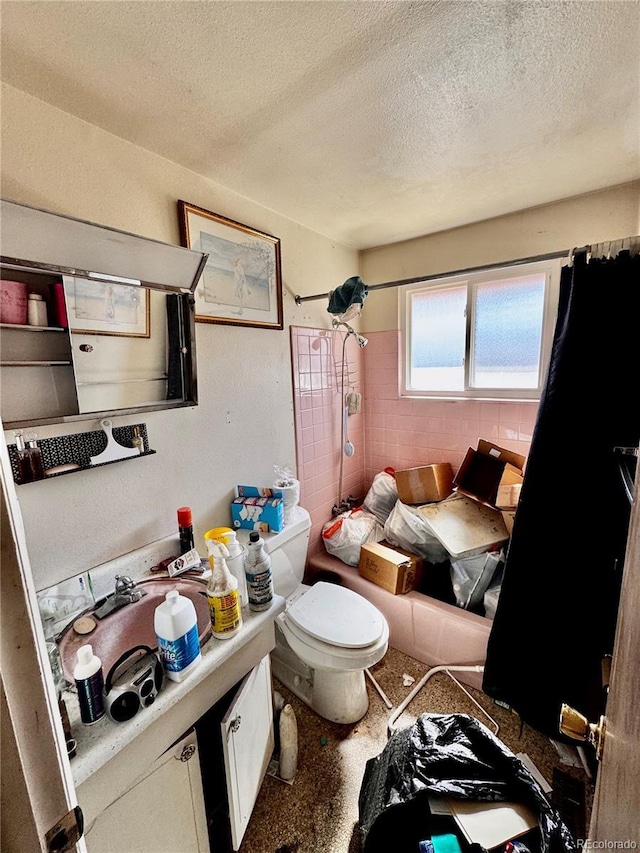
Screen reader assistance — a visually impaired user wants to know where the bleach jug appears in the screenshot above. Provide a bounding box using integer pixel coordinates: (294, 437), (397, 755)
(154, 589), (201, 682)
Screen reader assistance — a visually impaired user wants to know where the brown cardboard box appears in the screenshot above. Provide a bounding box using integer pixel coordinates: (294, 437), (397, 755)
(453, 439), (525, 508)
(501, 510), (516, 536)
(395, 463), (453, 504)
(358, 541), (423, 594)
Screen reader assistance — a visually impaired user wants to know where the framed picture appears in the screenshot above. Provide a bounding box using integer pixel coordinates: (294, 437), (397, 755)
(178, 200), (283, 330)
(63, 277), (150, 337)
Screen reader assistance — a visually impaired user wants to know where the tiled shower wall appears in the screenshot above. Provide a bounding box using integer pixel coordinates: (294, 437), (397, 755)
(291, 327), (537, 558)
(363, 330), (537, 481)
(290, 327), (366, 557)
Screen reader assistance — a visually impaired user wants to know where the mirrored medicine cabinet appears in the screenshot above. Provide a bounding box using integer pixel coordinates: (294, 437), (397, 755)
(0, 199), (207, 430)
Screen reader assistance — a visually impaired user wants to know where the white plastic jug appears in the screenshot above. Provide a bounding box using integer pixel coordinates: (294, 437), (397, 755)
(154, 590), (201, 682)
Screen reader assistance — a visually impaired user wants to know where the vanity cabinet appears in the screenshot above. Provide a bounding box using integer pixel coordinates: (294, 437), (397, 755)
(82, 728), (208, 853)
(79, 657), (274, 853)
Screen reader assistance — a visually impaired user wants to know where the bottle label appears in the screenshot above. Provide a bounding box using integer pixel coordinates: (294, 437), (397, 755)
(246, 563), (274, 610)
(75, 671), (105, 725)
(208, 590), (241, 635)
(157, 625), (200, 672)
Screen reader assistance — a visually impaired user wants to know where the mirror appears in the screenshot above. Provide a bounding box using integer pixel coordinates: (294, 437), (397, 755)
(65, 278), (194, 415)
(0, 199), (205, 430)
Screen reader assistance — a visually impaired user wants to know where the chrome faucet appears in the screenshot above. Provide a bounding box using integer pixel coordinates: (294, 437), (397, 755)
(93, 574), (146, 620)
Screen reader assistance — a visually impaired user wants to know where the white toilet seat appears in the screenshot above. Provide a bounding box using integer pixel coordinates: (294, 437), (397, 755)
(278, 582), (389, 672)
(287, 582), (385, 648)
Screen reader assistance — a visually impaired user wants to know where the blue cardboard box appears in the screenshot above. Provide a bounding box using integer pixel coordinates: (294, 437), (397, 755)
(231, 486), (284, 532)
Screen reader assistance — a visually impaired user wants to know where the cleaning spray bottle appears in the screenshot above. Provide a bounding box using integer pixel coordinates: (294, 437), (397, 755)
(204, 528), (248, 608)
(244, 531), (274, 612)
(206, 539), (243, 640)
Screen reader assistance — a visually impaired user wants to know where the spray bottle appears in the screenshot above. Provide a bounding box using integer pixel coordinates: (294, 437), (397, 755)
(204, 528), (248, 608)
(206, 539), (243, 639)
(244, 531), (274, 612)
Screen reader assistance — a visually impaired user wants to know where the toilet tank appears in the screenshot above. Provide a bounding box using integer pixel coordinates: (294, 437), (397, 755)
(235, 506), (311, 598)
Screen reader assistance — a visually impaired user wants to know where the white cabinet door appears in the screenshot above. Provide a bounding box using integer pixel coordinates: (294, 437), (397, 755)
(84, 728), (208, 853)
(221, 655), (274, 851)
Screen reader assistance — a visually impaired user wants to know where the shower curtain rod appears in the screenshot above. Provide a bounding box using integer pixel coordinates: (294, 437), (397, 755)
(294, 245), (588, 305)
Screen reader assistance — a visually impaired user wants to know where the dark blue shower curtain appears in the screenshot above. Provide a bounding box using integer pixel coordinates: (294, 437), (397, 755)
(483, 250), (640, 739)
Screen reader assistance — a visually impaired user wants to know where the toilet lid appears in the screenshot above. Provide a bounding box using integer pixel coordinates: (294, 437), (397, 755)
(286, 582), (384, 649)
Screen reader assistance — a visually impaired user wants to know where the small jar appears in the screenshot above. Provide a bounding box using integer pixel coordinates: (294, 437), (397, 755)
(27, 293), (48, 327)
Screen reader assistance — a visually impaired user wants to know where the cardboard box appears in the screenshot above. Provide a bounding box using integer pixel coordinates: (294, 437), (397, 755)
(358, 541), (423, 595)
(395, 463), (453, 504)
(453, 440), (525, 508)
(231, 495), (284, 532)
(501, 510), (516, 536)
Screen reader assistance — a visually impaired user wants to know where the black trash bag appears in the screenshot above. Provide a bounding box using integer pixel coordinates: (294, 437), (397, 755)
(358, 714), (576, 853)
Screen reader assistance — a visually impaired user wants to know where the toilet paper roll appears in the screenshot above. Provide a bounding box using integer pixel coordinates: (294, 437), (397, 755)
(276, 479), (300, 523)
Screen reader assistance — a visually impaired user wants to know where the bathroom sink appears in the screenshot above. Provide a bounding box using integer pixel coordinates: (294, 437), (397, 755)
(58, 577), (211, 684)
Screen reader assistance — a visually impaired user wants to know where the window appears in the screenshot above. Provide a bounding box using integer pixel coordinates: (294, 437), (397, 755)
(400, 260), (561, 400)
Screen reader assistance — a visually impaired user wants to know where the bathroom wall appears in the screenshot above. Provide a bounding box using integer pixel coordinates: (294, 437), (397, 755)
(361, 181), (640, 333)
(1, 83), (359, 590)
(361, 330), (535, 484)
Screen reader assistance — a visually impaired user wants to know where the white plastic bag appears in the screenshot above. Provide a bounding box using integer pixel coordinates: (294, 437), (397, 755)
(322, 508), (384, 566)
(363, 469), (398, 524)
(483, 561), (504, 619)
(383, 500), (449, 563)
(450, 549), (503, 610)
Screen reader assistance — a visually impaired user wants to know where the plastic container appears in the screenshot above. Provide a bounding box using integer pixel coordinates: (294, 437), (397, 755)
(205, 527), (248, 608)
(177, 506), (195, 555)
(50, 280), (68, 328)
(154, 590), (202, 682)
(73, 644), (105, 725)
(206, 539), (242, 639)
(244, 531), (274, 612)
(27, 292), (48, 327)
(0, 279), (28, 325)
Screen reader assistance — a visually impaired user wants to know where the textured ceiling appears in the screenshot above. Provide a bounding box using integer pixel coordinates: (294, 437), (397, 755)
(1, 1), (639, 248)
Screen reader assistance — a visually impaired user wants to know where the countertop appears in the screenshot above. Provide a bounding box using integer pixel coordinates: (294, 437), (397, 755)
(64, 595), (285, 787)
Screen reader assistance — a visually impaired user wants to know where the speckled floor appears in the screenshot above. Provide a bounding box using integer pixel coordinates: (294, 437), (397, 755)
(239, 646), (593, 853)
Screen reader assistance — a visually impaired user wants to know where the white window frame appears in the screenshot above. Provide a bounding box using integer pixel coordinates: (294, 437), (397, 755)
(399, 259), (562, 401)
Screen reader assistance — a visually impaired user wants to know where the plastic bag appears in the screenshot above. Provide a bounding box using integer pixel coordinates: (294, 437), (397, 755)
(450, 549), (503, 610)
(384, 500), (449, 563)
(483, 560), (505, 619)
(322, 508), (384, 566)
(363, 468), (398, 524)
(358, 713), (576, 853)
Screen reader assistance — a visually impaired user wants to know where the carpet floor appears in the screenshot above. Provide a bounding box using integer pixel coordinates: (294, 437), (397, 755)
(239, 646), (593, 853)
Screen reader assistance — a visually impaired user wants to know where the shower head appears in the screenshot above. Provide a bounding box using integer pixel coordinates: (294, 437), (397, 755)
(332, 319), (368, 347)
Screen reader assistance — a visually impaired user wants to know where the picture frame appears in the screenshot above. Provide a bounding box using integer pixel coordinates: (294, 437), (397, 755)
(63, 277), (150, 338)
(178, 200), (283, 330)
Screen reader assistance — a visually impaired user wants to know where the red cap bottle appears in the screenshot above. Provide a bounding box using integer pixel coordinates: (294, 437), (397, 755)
(177, 507), (194, 554)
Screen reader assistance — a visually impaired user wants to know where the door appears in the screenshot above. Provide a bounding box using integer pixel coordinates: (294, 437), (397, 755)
(221, 655), (274, 851)
(83, 729), (208, 853)
(0, 436), (84, 852)
(588, 453), (640, 842)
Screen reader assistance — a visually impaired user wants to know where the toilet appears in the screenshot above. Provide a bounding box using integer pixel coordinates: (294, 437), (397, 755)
(237, 506), (388, 724)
